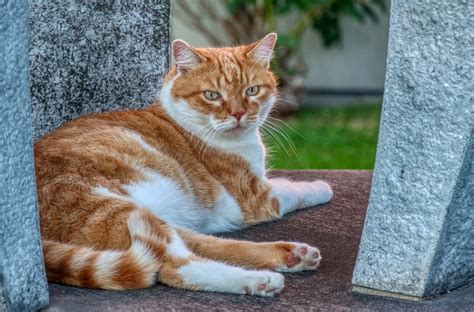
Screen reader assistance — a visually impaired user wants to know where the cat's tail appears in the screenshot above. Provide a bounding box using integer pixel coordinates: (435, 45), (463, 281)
(42, 209), (167, 290)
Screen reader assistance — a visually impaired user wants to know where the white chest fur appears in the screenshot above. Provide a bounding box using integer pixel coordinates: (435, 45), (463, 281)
(124, 172), (244, 233)
(95, 168), (244, 234)
(210, 131), (266, 178)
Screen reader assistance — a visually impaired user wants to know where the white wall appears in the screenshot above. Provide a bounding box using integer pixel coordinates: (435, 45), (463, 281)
(301, 14), (389, 90)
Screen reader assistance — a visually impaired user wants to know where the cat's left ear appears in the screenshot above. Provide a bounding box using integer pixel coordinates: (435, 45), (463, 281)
(247, 33), (277, 68)
(172, 39), (205, 74)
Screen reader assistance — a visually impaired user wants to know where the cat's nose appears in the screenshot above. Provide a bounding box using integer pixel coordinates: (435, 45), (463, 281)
(231, 111), (246, 121)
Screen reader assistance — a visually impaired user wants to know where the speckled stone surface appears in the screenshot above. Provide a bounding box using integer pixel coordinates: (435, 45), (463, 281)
(352, 0), (474, 298)
(0, 0), (49, 310)
(0, 284), (6, 312)
(29, 0), (171, 140)
(426, 132), (473, 295)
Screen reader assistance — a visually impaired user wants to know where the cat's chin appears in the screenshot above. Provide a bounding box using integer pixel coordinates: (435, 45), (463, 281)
(220, 125), (254, 137)
(224, 125), (244, 133)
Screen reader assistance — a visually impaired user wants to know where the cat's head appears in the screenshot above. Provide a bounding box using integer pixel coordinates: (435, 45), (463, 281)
(160, 33), (278, 138)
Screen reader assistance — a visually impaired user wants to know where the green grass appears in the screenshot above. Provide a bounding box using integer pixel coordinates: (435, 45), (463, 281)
(263, 103), (382, 170)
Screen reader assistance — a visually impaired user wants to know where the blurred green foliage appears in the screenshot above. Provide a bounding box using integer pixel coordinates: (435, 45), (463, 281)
(227, 0), (387, 47)
(224, 0), (387, 113)
(176, 0), (387, 103)
(263, 103), (382, 169)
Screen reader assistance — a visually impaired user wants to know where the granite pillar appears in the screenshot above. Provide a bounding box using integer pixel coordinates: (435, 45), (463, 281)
(352, 0), (474, 299)
(0, 0), (49, 310)
(2, 0), (170, 310)
(29, 0), (171, 140)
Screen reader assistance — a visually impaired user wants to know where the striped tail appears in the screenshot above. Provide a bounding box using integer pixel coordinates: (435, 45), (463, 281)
(42, 209), (168, 290)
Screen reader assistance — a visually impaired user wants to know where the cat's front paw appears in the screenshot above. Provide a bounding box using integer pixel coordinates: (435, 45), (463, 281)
(243, 271), (284, 297)
(306, 180), (333, 206)
(276, 243), (322, 272)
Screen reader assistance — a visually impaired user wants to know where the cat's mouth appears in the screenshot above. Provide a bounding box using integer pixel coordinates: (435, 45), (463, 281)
(223, 122), (252, 133)
(216, 118), (258, 134)
(225, 125), (244, 132)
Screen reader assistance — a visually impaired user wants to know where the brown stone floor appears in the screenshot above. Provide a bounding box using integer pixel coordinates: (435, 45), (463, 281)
(43, 171), (474, 311)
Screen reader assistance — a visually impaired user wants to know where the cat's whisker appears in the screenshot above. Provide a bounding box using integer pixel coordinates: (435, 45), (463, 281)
(260, 125), (290, 157)
(274, 97), (298, 106)
(201, 126), (220, 157)
(261, 122), (300, 162)
(268, 122), (295, 154)
(196, 126), (215, 158)
(214, 120), (235, 131)
(265, 119), (299, 151)
(201, 128), (220, 158)
(184, 122), (210, 152)
(265, 124), (299, 157)
(267, 116), (304, 139)
(261, 131), (282, 157)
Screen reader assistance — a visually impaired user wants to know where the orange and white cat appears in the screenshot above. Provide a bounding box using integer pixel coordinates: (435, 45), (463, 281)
(35, 33), (333, 297)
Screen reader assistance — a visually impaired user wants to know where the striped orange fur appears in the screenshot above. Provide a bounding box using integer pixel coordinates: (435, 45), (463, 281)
(36, 33), (333, 296)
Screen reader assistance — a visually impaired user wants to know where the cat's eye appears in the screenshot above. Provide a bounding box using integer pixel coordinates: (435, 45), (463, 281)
(204, 90), (221, 101)
(246, 86), (260, 96)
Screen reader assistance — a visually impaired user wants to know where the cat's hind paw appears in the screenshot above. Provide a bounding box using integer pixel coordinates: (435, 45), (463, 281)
(243, 271), (284, 297)
(307, 180), (333, 206)
(276, 243), (322, 272)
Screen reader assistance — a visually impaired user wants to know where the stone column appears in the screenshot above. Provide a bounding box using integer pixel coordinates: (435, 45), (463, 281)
(352, 0), (473, 300)
(2, 0), (170, 309)
(29, 0), (171, 140)
(0, 0), (49, 310)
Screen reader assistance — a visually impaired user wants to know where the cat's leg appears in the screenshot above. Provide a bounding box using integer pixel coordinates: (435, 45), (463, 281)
(266, 178), (333, 217)
(158, 228), (284, 296)
(177, 229), (322, 272)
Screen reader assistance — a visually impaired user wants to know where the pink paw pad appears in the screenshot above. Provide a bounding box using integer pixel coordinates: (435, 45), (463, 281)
(279, 244), (322, 272)
(287, 252), (301, 268)
(257, 284), (267, 291)
(243, 272), (285, 297)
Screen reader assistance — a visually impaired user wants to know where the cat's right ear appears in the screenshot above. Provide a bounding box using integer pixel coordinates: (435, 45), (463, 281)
(247, 33), (277, 68)
(172, 39), (204, 74)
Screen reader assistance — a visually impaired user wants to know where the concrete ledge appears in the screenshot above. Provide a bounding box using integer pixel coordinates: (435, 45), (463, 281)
(353, 286), (426, 302)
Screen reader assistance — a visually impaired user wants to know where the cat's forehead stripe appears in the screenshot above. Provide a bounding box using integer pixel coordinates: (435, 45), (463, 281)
(219, 53), (241, 84)
(218, 75), (225, 88)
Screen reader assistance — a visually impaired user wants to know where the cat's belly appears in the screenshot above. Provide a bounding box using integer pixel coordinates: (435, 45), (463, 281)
(95, 173), (243, 233)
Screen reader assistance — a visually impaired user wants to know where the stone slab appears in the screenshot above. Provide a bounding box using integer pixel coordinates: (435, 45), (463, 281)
(352, 285), (425, 302)
(0, 0), (49, 310)
(29, 0), (171, 140)
(352, 0), (474, 298)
